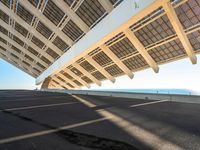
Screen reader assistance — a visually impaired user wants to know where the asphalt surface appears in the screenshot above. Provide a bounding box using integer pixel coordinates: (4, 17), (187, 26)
(0, 90), (200, 150)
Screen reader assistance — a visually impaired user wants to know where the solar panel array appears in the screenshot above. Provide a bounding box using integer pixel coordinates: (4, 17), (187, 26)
(0, 0), (199, 89)
(0, 0), (120, 77)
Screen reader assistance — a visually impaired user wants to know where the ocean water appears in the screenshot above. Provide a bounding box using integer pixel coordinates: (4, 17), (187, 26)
(94, 89), (199, 95)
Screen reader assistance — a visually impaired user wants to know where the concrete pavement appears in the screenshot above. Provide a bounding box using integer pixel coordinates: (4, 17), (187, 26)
(0, 90), (200, 150)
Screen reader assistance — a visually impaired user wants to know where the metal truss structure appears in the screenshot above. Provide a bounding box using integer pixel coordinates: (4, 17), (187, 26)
(0, 0), (199, 89)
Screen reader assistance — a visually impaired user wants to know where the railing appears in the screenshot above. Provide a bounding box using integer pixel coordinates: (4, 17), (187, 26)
(40, 89), (200, 104)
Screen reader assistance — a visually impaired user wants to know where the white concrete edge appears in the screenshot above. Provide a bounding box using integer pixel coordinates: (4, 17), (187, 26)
(36, 0), (156, 85)
(40, 89), (200, 104)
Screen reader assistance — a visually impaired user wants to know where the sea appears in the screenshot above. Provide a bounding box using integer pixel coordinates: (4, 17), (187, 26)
(92, 89), (200, 96)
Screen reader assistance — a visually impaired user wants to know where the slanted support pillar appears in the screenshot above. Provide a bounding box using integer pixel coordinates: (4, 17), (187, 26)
(124, 28), (159, 73)
(163, 1), (197, 64)
(85, 55), (115, 83)
(100, 44), (134, 79)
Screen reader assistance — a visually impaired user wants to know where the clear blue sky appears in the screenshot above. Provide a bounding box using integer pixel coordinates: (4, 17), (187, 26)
(0, 59), (38, 89)
(0, 55), (200, 94)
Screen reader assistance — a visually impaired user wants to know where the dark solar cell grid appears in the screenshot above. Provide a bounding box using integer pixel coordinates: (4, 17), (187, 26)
(148, 39), (186, 63)
(28, 0), (39, 7)
(41, 56), (51, 65)
(0, 36), (7, 44)
(113, 0), (124, 7)
(36, 21), (53, 39)
(61, 71), (73, 80)
(81, 76), (93, 84)
(52, 79), (59, 85)
(25, 54), (34, 62)
(0, 53), (7, 58)
(27, 46), (38, 56)
(11, 45), (21, 53)
(91, 71), (106, 80)
(67, 65), (73, 69)
(11, 53), (19, 59)
(171, 0), (182, 6)
(0, 0), (10, 7)
(109, 0), (118, 5)
(13, 35), (24, 47)
(33, 67), (41, 73)
(105, 64), (123, 76)
(0, 9), (9, 24)
(64, 0), (74, 6)
(109, 37), (138, 59)
(105, 32), (124, 46)
(14, 22), (29, 37)
(76, 57), (85, 63)
(36, 62), (45, 69)
(17, 3), (34, 25)
(62, 20), (83, 41)
(61, 85), (67, 89)
(70, 67), (83, 76)
(0, 25), (8, 35)
(123, 54), (148, 71)
(46, 48), (59, 59)
(22, 60), (30, 67)
(130, 7), (164, 30)
(175, 0), (200, 29)
(23, 67), (29, 72)
(0, 45), (6, 51)
(187, 30), (200, 51)
(31, 36), (45, 49)
(76, 0), (106, 27)
(43, 0), (65, 26)
(80, 60), (96, 72)
(73, 80), (82, 86)
(92, 51), (113, 66)
(67, 83), (74, 88)
(12, 60), (18, 66)
(57, 76), (65, 82)
(88, 47), (101, 56)
(52, 36), (69, 51)
(134, 15), (175, 47)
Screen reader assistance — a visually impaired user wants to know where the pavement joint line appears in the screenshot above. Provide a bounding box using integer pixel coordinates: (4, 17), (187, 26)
(129, 100), (169, 108)
(0, 102), (78, 112)
(0, 117), (107, 145)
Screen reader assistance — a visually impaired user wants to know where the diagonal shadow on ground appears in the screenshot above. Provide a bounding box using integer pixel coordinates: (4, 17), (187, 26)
(1, 110), (142, 150)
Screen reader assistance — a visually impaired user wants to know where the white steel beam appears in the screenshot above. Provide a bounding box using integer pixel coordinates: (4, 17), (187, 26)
(100, 44), (134, 79)
(124, 28), (159, 73)
(52, 0), (89, 32)
(0, 2), (63, 56)
(163, 1), (197, 64)
(85, 55), (115, 83)
(18, 0), (73, 46)
(0, 32), (48, 68)
(73, 62), (102, 86)
(98, 0), (114, 13)
(64, 69), (90, 88)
